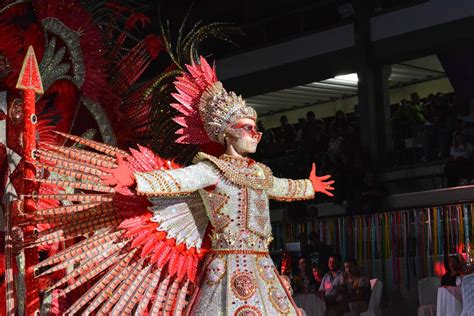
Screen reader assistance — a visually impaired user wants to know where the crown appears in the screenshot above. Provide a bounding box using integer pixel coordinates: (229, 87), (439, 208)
(171, 57), (257, 145)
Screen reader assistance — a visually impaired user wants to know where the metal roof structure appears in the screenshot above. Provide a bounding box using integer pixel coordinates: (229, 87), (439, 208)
(247, 55), (446, 115)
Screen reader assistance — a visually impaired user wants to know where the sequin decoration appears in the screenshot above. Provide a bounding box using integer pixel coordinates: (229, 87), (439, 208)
(0, 53), (11, 79)
(82, 97), (117, 146)
(269, 287), (290, 313)
(38, 36), (71, 92)
(231, 272), (256, 300)
(207, 191), (231, 232)
(193, 152), (273, 190)
(42, 17), (85, 89)
(206, 257), (226, 285)
(234, 305), (262, 316)
(256, 257), (275, 284)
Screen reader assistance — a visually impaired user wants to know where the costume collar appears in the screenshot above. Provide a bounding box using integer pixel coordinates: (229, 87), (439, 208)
(193, 152), (272, 190)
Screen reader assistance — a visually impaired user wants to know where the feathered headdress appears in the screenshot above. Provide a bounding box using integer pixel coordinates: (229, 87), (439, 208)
(171, 56), (257, 145)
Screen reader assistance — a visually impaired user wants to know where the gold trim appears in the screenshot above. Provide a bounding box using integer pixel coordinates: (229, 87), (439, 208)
(209, 249), (269, 256)
(269, 194), (315, 202)
(234, 305), (262, 316)
(136, 190), (195, 197)
(193, 152), (273, 190)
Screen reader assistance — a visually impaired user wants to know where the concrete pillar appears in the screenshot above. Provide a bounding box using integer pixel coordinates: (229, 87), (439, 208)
(355, 3), (393, 169)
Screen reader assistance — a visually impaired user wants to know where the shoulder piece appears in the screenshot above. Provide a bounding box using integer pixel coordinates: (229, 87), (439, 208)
(193, 152), (273, 190)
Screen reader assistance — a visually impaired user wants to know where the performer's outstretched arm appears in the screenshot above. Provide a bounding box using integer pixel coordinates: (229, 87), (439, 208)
(267, 163), (334, 201)
(134, 162), (218, 196)
(101, 153), (218, 196)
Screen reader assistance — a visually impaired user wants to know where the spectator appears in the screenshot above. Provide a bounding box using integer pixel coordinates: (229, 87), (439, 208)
(312, 264), (323, 291)
(434, 92), (455, 158)
(255, 120), (275, 160)
(424, 93), (437, 123)
(319, 255), (346, 316)
(295, 117), (306, 145)
(295, 117), (307, 177)
(422, 94), (437, 161)
(292, 257), (315, 294)
(330, 110), (353, 139)
(349, 103), (360, 126)
(410, 92), (420, 104)
(308, 231), (332, 275)
(341, 258), (371, 316)
(275, 115), (295, 149)
(410, 92), (426, 124)
(327, 128), (346, 202)
(441, 255), (464, 286)
(303, 111), (328, 172)
(392, 98), (427, 163)
(450, 132), (474, 160)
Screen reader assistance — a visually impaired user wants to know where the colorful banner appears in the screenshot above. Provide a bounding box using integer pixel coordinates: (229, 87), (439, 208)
(271, 203), (474, 289)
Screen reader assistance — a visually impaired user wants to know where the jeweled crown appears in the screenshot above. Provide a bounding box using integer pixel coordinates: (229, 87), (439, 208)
(171, 57), (257, 145)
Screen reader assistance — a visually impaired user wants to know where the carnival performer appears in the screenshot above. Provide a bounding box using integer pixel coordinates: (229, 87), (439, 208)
(24, 56), (334, 315)
(101, 56), (335, 315)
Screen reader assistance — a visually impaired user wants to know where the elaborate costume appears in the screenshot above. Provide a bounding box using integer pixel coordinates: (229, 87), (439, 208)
(32, 57), (331, 315)
(135, 151), (314, 315)
(1, 2), (333, 314)
(124, 58), (324, 315)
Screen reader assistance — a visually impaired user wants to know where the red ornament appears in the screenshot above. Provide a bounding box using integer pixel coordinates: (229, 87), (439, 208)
(15, 45), (44, 316)
(15, 46), (43, 94)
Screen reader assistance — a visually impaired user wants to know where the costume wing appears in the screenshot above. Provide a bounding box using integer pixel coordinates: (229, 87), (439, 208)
(24, 132), (210, 315)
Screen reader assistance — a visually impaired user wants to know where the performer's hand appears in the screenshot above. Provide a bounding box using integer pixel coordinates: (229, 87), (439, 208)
(309, 163), (334, 197)
(100, 153), (135, 191)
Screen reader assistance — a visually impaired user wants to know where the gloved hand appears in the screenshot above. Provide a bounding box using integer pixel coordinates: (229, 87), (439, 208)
(309, 163), (334, 197)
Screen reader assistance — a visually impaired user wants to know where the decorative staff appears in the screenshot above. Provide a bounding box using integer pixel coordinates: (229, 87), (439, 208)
(10, 45), (44, 316)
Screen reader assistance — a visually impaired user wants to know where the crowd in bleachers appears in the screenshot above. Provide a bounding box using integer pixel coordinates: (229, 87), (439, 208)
(391, 92), (456, 163)
(391, 92), (474, 186)
(254, 108), (378, 212)
(254, 91), (474, 202)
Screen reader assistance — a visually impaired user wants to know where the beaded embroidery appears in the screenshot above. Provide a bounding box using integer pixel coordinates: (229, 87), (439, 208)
(234, 305), (262, 316)
(231, 272), (257, 300)
(193, 152), (273, 190)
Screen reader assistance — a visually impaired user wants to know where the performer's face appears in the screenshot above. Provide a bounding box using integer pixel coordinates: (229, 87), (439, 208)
(225, 118), (261, 154)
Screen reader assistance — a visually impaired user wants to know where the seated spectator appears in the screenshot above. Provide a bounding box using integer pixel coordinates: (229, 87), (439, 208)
(319, 255), (347, 316)
(311, 264), (323, 291)
(450, 132), (474, 160)
(341, 258), (371, 316)
(292, 257), (315, 294)
(441, 254), (464, 286)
